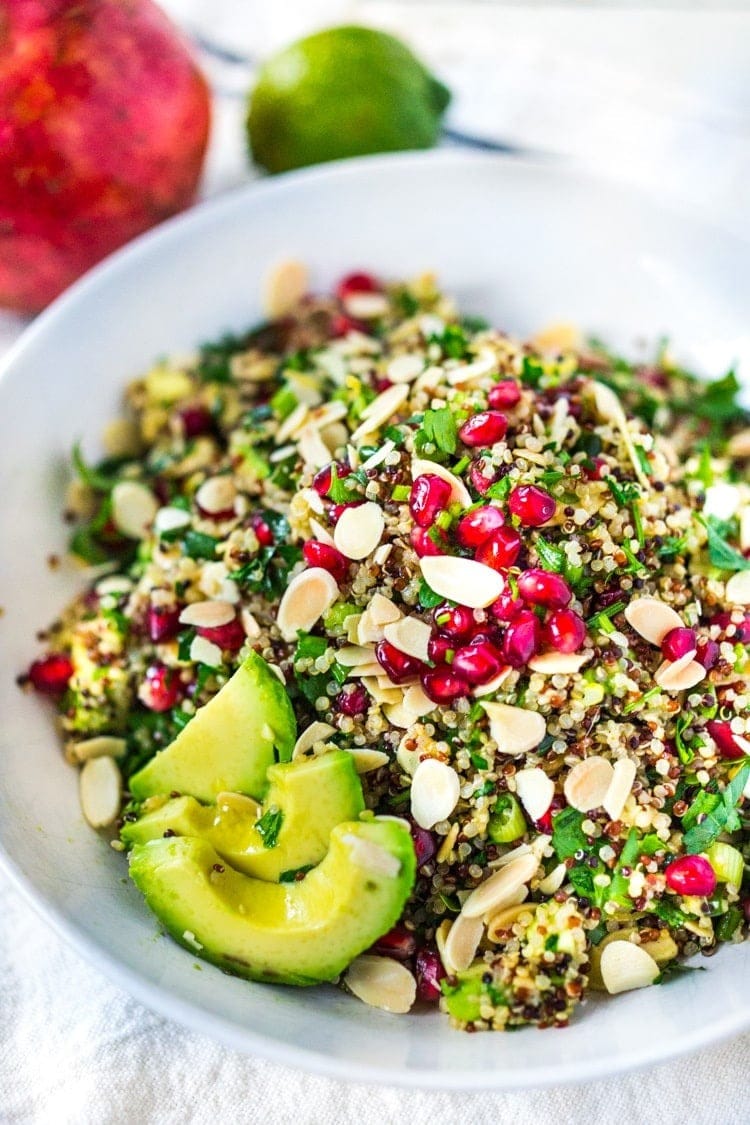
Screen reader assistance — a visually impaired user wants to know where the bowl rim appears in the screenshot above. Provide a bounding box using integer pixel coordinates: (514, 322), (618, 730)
(1, 148), (749, 1089)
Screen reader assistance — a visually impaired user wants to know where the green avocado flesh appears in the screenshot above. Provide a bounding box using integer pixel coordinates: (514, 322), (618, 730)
(121, 751), (364, 880)
(441, 963), (500, 1024)
(129, 819), (417, 985)
(129, 653), (295, 802)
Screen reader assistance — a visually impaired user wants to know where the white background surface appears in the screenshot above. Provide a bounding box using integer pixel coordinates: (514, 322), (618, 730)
(2, 3), (750, 1122)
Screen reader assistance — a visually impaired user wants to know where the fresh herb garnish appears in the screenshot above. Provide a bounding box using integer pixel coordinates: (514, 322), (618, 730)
(551, 807), (588, 861)
(697, 515), (750, 573)
(416, 407), (458, 457)
(255, 807), (283, 849)
(182, 530), (221, 560)
(418, 579), (445, 610)
(535, 537), (566, 574)
(429, 324), (470, 360)
(72, 441), (123, 493)
(683, 763), (750, 853)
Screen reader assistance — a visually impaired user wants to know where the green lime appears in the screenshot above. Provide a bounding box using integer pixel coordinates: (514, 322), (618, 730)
(247, 25), (451, 174)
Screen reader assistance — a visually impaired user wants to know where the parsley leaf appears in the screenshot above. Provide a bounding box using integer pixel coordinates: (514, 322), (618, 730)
(698, 515), (750, 573)
(535, 537), (566, 574)
(416, 407), (458, 456)
(418, 579), (445, 609)
(255, 807), (283, 849)
(182, 530), (220, 560)
(551, 807), (588, 861)
(683, 763), (750, 853)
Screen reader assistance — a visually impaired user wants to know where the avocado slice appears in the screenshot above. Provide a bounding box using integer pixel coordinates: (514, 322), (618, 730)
(129, 819), (416, 985)
(129, 652), (295, 802)
(121, 751), (365, 880)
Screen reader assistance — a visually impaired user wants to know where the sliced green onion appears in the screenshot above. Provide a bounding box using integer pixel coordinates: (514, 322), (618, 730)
(707, 841), (744, 887)
(487, 793), (527, 844)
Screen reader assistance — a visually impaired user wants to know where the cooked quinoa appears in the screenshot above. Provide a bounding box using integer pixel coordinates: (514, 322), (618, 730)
(24, 269), (750, 1029)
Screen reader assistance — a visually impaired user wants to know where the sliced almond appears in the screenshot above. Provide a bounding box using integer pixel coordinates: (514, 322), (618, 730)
(333, 501), (384, 560)
(346, 747), (389, 774)
(383, 701), (419, 730)
(436, 822), (460, 864)
(445, 351), (498, 387)
(154, 506), (191, 535)
(292, 722), (336, 759)
(396, 727), (425, 776)
(189, 635), (223, 667)
(726, 570), (750, 606)
(199, 561), (240, 603)
(336, 644), (376, 668)
(461, 852), (540, 920)
(600, 940), (660, 995)
(564, 756), (614, 813)
(386, 354), (424, 383)
(276, 568), (339, 642)
(79, 755), (121, 829)
(410, 758), (460, 829)
(308, 519), (336, 548)
(240, 608), (261, 639)
(341, 834), (401, 879)
(411, 458), (472, 508)
(263, 259), (308, 318)
(654, 653), (705, 692)
(473, 666), (512, 698)
(344, 955), (416, 1014)
(111, 481), (158, 540)
(419, 556), (504, 609)
(369, 593), (402, 627)
(514, 768), (554, 822)
(179, 600), (235, 629)
(624, 597), (684, 645)
(346, 663), (384, 679)
(587, 381), (649, 487)
(402, 682), (435, 718)
(481, 701), (546, 756)
(350, 384), (409, 443)
(298, 425), (333, 469)
(443, 913), (485, 973)
(343, 292), (390, 320)
(70, 736), (127, 763)
(486, 902), (535, 943)
(195, 475), (236, 516)
(383, 616), (431, 663)
(537, 863), (568, 895)
(276, 402), (309, 445)
(373, 543), (392, 567)
(362, 677), (402, 706)
(528, 651), (592, 675)
(359, 440), (396, 472)
(603, 758), (637, 821)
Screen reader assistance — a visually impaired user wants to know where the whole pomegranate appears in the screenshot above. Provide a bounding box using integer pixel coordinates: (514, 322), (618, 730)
(0, 0), (211, 313)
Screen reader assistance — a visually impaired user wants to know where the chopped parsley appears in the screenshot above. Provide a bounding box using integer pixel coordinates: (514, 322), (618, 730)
(697, 515), (750, 572)
(682, 763), (750, 854)
(415, 407), (458, 457)
(255, 807), (283, 849)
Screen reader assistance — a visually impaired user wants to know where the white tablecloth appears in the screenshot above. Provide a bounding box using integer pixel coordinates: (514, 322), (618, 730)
(3, 4), (749, 1121)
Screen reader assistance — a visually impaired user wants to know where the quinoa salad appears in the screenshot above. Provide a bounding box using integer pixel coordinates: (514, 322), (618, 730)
(23, 267), (750, 1030)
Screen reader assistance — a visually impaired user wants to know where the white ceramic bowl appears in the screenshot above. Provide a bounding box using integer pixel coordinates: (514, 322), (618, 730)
(1, 152), (748, 1089)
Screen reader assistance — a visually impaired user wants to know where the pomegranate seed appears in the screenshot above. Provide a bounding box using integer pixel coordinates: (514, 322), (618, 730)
(330, 313), (367, 338)
(475, 526), (522, 570)
(197, 618), (246, 652)
(371, 925), (417, 962)
(517, 569), (572, 609)
(420, 665), (469, 704)
(409, 474), (452, 528)
(458, 411), (508, 448)
(336, 272), (380, 301)
(147, 605), (181, 643)
(451, 640), (503, 685)
(544, 608), (586, 653)
(712, 611), (750, 644)
(469, 459), (496, 495)
(664, 854), (717, 897)
(706, 720), (747, 760)
(141, 664), (182, 712)
(250, 513), (274, 547)
(178, 404), (213, 437)
(456, 505), (505, 549)
(410, 526), (445, 557)
(303, 540), (349, 583)
(312, 464), (334, 496)
(375, 640), (424, 684)
(336, 684), (368, 716)
(489, 582), (524, 623)
(427, 634), (455, 664)
(502, 610), (541, 667)
(508, 484), (556, 527)
(488, 380), (521, 410)
(536, 795), (565, 834)
(433, 604), (475, 640)
(661, 626), (696, 662)
(27, 653), (74, 695)
(410, 821), (437, 866)
(696, 639), (719, 670)
(415, 945), (447, 1002)
(582, 456), (608, 481)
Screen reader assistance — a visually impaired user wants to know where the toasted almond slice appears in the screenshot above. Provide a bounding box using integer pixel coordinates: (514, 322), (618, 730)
(111, 481), (158, 540)
(726, 570), (750, 606)
(341, 834), (402, 879)
(514, 768), (554, 822)
(528, 651), (592, 675)
(359, 440), (396, 472)
(383, 616), (431, 663)
(343, 292), (390, 320)
(179, 600), (235, 629)
(96, 575), (134, 597)
(79, 755), (121, 829)
(344, 955), (416, 1014)
(350, 384), (410, 443)
(727, 429), (750, 458)
(436, 822), (460, 864)
(396, 729), (423, 776)
(333, 501), (384, 560)
(443, 913), (485, 974)
(369, 593), (402, 627)
(473, 666), (513, 698)
(347, 663), (384, 679)
(481, 701), (546, 756)
(383, 701), (418, 730)
(276, 402), (309, 445)
(308, 518), (336, 548)
(411, 457), (472, 508)
(654, 653), (705, 692)
(387, 354), (424, 383)
(321, 422), (348, 455)
(461, 852), (540, 920)
(195, 475), (236, 516)
(199, 561), (240, 604)
(189, 635), (223, 667)
(603, 758), (637, 821)
(298, 425), (333, 469)
(419, 556), (504, 609)
(276, 567), (339, 642)
(373, 543), (392, 567)
(537, 863), (568, 895)
(564, 756), (614, 813)
(600, 940), (660, 995)
(346, 747), (390, 774)
(402, 683), (435, 718)
(240, 608), (261, 639)
(445, 351), (498, 387)
(292, 721), (337, 759)
(410, 758), (460, 829)
(362, 677), (402, 706)
(624, 597), (684, 645)
(154, 506), (191, 534)
(337, 644), (376, 667)
(70, 736), (127, 763)
(587, 381), (650, 487)
(263, 259), (308, 318)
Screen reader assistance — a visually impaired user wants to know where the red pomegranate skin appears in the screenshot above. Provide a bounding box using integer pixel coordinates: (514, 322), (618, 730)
(0, 0), (211, 313)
